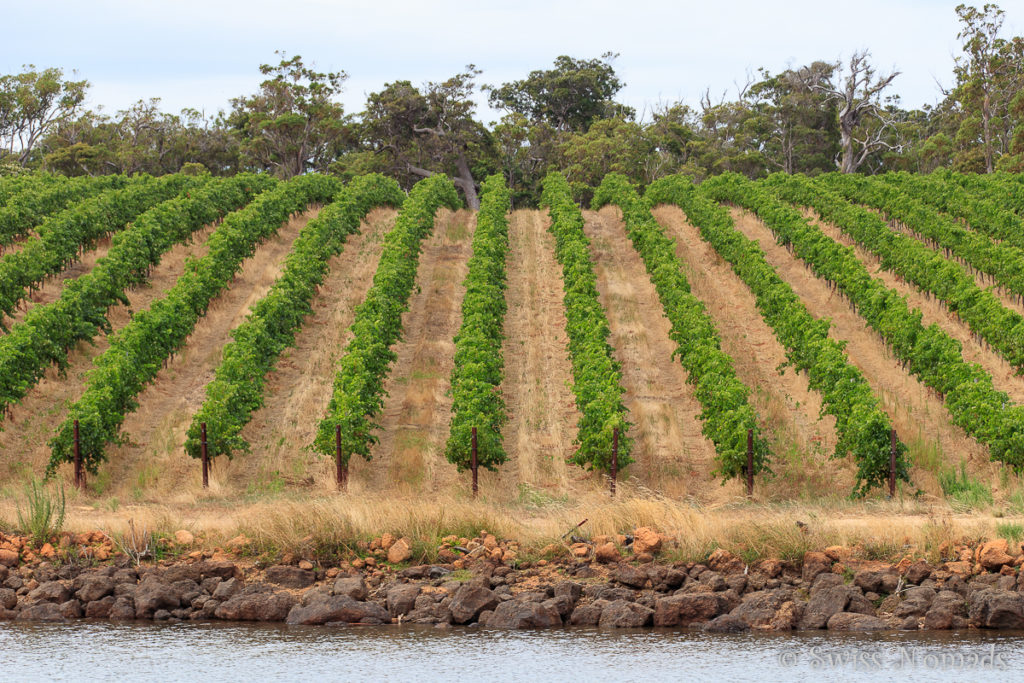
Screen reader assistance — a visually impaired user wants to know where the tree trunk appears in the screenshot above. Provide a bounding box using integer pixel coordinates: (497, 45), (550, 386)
(839, 119), (856, 173)
(983, 90), (994, 173)
(455, 151), (479, 210)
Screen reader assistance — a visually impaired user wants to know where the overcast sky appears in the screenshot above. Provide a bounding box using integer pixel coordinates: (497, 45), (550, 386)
(3, 0), (1020, 123)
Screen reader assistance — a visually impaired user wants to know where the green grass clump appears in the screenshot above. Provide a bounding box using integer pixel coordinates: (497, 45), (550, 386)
(996, 522), (1024, 544)
(938, 462), (993, 511)
(17, 477), (65, 547)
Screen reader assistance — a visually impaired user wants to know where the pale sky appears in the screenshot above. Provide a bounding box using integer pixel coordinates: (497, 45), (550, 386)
(3, 0), (1020, 122)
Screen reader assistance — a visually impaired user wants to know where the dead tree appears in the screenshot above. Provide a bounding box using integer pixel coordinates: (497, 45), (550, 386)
(816, 51), (901, 173)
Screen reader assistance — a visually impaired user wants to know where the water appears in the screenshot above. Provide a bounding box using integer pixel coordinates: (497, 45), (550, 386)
(4, 622), (1024, 682)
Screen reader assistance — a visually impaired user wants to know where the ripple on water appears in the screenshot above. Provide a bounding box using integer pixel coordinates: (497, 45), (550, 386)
(3, 622), (1024, 682)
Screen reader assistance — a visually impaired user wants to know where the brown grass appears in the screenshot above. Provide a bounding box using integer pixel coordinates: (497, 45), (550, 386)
(0, 486), (1013, 566)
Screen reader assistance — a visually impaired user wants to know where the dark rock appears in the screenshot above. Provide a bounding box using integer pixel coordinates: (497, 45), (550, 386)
(487, 599), (562, 628)
(854, 569), (899, 594)
(725, 576), (747, 594)
(997, 575), (1017, 592)
(195, 598), (220, 620)
(702, 614), (750, 633)
(516, 590), (548, 603)
(27, 581), (71, 604)
(594, 586), (637, 602)
(387, 584), (421, 618)
(216, 591), (297, 622)
(196, 561), (237, 580)
(406, 599), (453, 624)
(172, 579), (201, 605)
(59, 599), (82, 619)
(553, 581), (582, 603)
(893, 587), (935, 619)
(299, 587), (332, 607)
(332, 576), (368, 601)
(264, 566), (315, 589)
(904, 561), (933, 585)
(653, 593), (724, 627)
(614, 565), (649, 589)
(931, 590), (966, 615)
(285, 595), (389, 625)
(16, 602), (65, 621)
(85, 596), (116, 618)
(800, 586), (851, 629)
(700, 572), (727, 592)
(0, 587), (17, 610)
(923, 607), (953, 629)
(968, 589), (1024, 629)
(134, 577), (181, 619)
(161, 565), (201, 584)
(729, 589), (793, 629)
(76, 576), (115, 604)
(449, 584), (499, 624)
(212, 577), (241, 600)
(201, 577), (222, 595)
(826, 613), (888, 631)
(114, 583), (136, 598)
(569, 600), (607, 626)
(599, 600), (653, 628)
(112, 568), (138, 585)
(545, 595), (575, 619)
(109, 596), (135, 620)
(846, 593), (876, 616)
(4, 575), (23, 591)
(153, 609), (172, 621)
(810, 573), (844, 595)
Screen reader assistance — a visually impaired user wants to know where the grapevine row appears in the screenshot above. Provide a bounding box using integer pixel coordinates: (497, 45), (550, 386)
(777, 174), (1024, 373)
(594, 174), (771, 484)
(0, 173), (68, 208)
(312, 175), (460, 465)
(540, 172), (631, 473)
(645, 175), (905, 496)
(0, 174), (273, 421)
(947, 171), (1024, 224)
(825, 173), (1024, 307)
(47, 173), (341, 475)
(0, 174), (132, 247)
(705, 172), (1024, 470)
(884, 170), (1024, 252)
(184, 174), (405, 461)
(444, 174), (511, 474)
(0, 174), (195, 322)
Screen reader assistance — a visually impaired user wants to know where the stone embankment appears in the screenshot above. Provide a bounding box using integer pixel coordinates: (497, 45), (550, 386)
(2, 528), (1024, 631)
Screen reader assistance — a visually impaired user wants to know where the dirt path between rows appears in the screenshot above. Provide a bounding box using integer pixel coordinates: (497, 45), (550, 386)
(582, 207), (723, 501)
(730, 208), (996, 497)
(653, 205), (840, 497)
(350, 209), (474, 495)
(104, 209), (318, 500)
(0, 221), (222, 483)
(223, 208), (397, 492)
(806, 210), (1024, 405)
(494, 209), (578, 499)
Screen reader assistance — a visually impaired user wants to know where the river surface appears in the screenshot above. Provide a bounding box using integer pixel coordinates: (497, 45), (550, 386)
(4, 622), (1024, 681)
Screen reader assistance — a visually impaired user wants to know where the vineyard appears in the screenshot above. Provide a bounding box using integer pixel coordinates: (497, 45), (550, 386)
(2, 169), (1024, 507)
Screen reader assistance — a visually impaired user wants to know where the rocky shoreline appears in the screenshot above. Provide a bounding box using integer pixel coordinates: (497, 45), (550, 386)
(2, 527), (1024, 631)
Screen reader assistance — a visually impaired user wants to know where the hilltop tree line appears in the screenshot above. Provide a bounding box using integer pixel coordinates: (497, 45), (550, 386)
(1, 4), (1022, 207)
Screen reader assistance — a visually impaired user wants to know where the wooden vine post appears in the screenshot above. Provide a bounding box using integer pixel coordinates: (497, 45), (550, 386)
(610, 427), (619, 497)
(471, 427), (479, 498)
